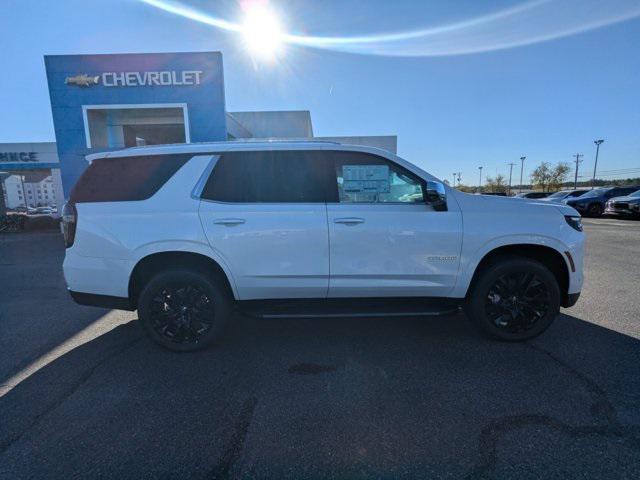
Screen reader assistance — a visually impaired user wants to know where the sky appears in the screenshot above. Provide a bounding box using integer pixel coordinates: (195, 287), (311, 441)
(1, 0), (639, 185)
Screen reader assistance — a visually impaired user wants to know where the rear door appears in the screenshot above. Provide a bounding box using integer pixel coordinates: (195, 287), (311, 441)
(324, 150), (463, 298)
(198, 150), (331, 300)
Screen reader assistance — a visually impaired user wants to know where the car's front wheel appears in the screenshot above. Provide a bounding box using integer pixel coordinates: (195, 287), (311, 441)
(137, 269), (231, 352)
(464, 256), (561, 341)
(587, 203), (604, 217)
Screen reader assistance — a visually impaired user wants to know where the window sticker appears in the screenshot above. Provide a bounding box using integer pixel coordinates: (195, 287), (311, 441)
(342, 165), (390, 194)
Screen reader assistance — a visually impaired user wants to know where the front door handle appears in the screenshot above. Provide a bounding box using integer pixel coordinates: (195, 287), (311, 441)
(213, 218), (246, 226)
(334, 217), (365, 225)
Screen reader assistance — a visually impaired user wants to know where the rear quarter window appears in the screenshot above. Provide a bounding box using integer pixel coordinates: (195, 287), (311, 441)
(70, 154), (191, 203)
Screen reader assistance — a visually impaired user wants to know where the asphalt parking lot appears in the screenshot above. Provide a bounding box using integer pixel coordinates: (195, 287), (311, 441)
(1, 218), (639, 479)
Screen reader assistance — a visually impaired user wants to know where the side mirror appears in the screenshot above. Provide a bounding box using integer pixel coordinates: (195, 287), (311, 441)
(425, 181), (447, 211)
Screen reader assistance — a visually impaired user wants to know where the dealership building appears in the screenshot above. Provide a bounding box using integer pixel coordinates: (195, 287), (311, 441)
(0, 51), (395, 214)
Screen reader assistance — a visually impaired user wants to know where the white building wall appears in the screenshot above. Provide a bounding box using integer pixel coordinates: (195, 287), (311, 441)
(3, 175), (57, 209)
(228, 111), (314, 138)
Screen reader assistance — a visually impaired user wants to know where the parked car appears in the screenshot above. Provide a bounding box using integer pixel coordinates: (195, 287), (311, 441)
(32, 206), (55, 215)
(540, 189), (588, 203)
(565, 186), (640, 217)
(62, 141), (584, 351)
(514, 191), (552, 199)
(604, 189), (640, 218)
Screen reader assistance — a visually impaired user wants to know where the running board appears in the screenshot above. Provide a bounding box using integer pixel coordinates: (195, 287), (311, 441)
(237, 298), (462, 320)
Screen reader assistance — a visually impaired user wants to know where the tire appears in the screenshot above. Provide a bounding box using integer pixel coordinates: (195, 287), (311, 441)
(587, 203), (604, 217)
(137, 269), (232, 352)
(464, 256), (560, 341)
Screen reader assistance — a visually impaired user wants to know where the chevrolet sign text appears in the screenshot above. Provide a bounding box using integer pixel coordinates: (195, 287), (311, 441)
(102, 70), (203, 87)
(65, 71), (204, 87)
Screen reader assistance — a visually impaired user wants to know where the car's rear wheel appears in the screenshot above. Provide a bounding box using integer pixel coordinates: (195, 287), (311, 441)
(587, 203), (604, 217)
(464, 256), (560, 341)
(137, 269), (231, 352)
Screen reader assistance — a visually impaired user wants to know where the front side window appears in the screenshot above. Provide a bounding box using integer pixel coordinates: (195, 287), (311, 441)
(201, 150), (328, 203)
(329, 151), (424, 203)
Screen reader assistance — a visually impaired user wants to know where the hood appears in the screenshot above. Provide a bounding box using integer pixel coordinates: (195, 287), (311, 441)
(608, 195), (640, 203)
(453, 191), (579, 217)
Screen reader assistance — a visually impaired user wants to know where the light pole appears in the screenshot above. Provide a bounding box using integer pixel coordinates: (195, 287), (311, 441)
(507, 162), (515, 196)
(452, 172), (457, 187)
(519, 156), (526, 192)
(478, 166), (483, 193)
(592, 139), (604, 189)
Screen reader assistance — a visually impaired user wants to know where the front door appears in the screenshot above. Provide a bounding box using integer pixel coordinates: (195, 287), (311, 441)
(198, 150), (330, 300)
(325, 151), (463, 298)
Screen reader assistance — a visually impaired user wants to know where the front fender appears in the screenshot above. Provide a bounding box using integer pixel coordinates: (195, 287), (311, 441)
(451, 234), (572, 298)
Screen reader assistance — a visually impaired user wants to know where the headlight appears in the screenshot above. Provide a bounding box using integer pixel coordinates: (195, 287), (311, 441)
(565, 215), (583, 232)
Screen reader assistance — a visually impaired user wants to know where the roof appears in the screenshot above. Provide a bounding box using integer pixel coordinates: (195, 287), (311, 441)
(85, 139), (363, 162)
(83, 139), (440, 184)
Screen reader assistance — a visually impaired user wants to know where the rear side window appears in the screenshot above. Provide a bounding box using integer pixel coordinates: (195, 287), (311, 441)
(201, 150), (329, 203)
(70, 154), (191, 203)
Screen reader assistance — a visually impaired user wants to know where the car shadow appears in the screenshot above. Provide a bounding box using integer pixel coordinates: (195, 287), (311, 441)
(1, 310), (639, 478)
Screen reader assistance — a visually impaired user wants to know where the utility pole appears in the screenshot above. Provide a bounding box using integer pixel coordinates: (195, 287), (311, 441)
(457, 172), (462, 187)
(519, 156), (526, 192)
(592, 139), (604, 189)
(478, 166), (483, 193)
(507, 162), (516, 196)
(573, 153), (584, 189)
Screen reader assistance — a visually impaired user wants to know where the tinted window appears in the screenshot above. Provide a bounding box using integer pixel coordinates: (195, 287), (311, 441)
(619, 187), (638, 196)
(202, 150), (328, 203)
(70, 154), (191, 203)
(328, 151), (424, 203)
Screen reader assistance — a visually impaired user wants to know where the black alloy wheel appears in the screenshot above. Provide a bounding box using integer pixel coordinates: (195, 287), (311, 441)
(587, 203), (604, 217)
(138, 269), (231, 351)
(148, 283), (214, 345)
(485, 272), (550, 334)
(464, 256), (561, 341)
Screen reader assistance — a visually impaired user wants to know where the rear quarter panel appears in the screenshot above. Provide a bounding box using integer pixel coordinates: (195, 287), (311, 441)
(65, 155), (239, 298)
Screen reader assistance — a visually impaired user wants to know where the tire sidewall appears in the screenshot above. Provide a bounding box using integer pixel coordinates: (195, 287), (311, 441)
(137, 269), (231, 352)
(588, 203), (603, 217)
(465, 257), (561, 341)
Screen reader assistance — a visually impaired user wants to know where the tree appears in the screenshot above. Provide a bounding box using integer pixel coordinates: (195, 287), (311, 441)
(484, 174), (507, 194)
(456, 184), (476, 193)
(530, 162), (570, 192)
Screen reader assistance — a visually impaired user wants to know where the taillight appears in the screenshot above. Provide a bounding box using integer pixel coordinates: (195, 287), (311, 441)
(62, 202), (77, 248)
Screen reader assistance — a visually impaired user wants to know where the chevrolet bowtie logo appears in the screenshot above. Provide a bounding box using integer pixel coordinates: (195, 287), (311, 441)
(65, 74), (100, 87)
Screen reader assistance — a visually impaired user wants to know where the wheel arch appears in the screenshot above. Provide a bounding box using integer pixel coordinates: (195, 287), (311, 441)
(128, 251), (237, 306)
(465, 243), (571, 307)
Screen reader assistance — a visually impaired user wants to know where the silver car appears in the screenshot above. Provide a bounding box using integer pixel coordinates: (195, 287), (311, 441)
(605, 189), (640, 217)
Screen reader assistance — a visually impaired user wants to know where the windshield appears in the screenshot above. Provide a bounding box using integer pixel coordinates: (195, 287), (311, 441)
(629, 189), (640, 197)
(547, 191), (569, 199)
(580, 188), (607, 199)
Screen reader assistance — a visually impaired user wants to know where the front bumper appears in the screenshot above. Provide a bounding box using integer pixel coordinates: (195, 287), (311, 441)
(605, 204), (640, 216)
(562, 292), (581, 308)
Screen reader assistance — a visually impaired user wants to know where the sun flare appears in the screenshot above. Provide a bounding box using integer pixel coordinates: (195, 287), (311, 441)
(241, 3), (284, 60)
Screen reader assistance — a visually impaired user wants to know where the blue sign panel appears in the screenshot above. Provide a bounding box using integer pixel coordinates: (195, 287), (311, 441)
(44, 52), (227, 196)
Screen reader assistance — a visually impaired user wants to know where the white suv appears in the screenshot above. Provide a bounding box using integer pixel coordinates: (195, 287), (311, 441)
(62, 141), (584, 351)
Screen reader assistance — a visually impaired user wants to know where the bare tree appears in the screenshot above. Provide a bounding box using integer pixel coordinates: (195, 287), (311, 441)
(530, 162), (570, 192)
(484, 174), (507, 193)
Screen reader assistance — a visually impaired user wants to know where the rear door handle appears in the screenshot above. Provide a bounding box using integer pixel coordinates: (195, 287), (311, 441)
(213, 218), (246, 226)
(334, 217), (365, 225)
